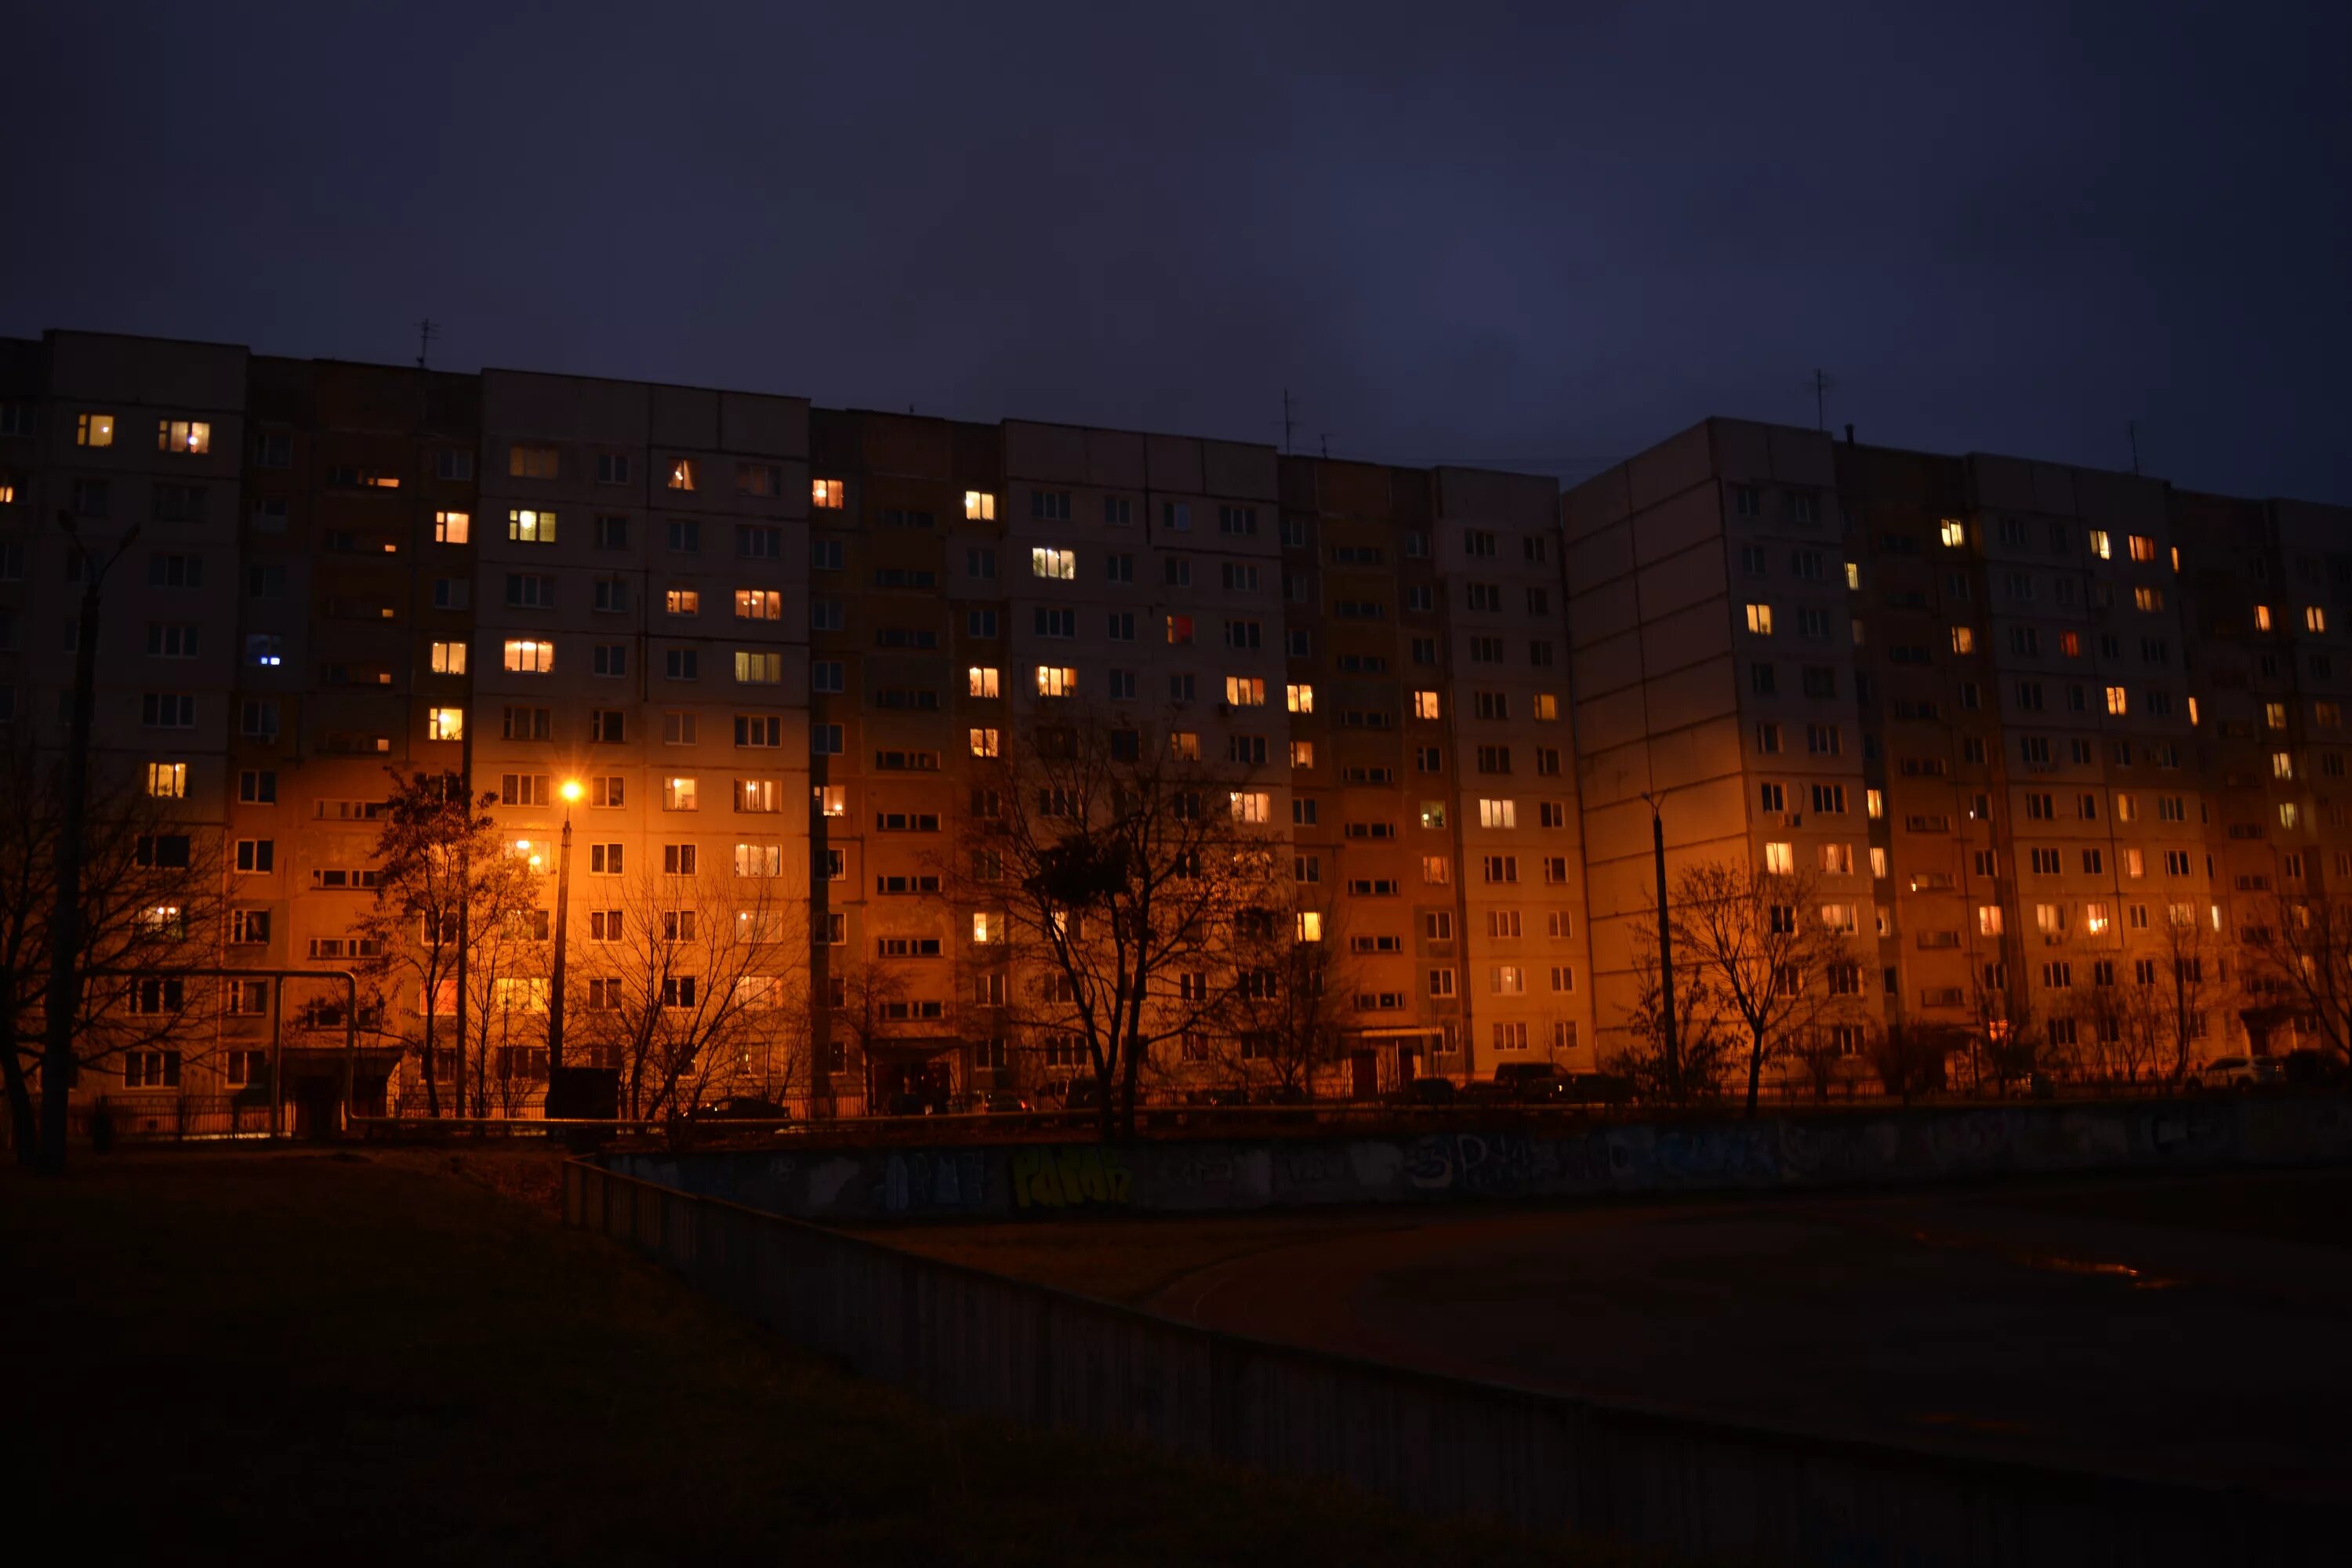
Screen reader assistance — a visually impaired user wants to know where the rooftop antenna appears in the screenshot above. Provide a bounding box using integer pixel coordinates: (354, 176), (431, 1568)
(415, 318), (438, 369)
(1319, 432), (1334, 459)
(2127, 420), (2142, 476)
(1805, 368), (1834, 431)
(1280, 387), (1298, 455)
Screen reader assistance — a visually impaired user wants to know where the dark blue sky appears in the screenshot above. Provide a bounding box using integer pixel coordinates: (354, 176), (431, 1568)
(6, 1), (2347, 502)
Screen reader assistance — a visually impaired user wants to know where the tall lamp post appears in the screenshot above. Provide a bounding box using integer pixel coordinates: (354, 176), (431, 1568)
(1641, 790), (1680, 1095)
(547, 779), (583, 1081)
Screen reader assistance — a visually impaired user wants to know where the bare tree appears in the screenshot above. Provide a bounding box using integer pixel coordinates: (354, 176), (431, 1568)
(1866, 1022), (1947, 1102)
(0, 737), (228, 1166)
(1202, 896), (1358, 1101)
(1667, 860), (1863, 1116)
(941, 708), (1285, 1140)
(351, 771), (538, 1119)
(2152, 908), (2231, 1080)
(1966, 949), (2042, 1094)
(2238, 891), (2352, 1068)
(572, 866), (800, 1120)
(1605, 919), (1734, 1105)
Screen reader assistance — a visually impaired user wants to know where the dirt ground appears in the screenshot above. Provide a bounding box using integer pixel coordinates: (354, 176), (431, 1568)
(0, 1147), (1617, 1567)
(875, 1167), (2352, 1501)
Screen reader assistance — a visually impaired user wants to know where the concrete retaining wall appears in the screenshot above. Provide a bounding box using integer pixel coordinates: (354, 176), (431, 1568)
(566, 1160), (2337, 1566)
(612, 1095), (2352, 1223)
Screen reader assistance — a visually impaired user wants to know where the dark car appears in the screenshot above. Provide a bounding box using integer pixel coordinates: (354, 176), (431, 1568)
(1557, 1070), (1635, 1106)
(1395, 1076), (1457, 1106)
(1486, 1062), (1567, 1102)
(965, 1088), (1033, 1114)
(1182, 1087), (1253, 1108)
(691, 1095), (793, 1130)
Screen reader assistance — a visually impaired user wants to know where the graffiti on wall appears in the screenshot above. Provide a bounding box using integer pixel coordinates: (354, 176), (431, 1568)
(869, 1149), (990, 1216)
(1011, 1145), (1132, 1211)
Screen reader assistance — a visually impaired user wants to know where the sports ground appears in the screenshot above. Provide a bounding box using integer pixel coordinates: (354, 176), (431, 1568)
(880, 1166), (2352, 1501)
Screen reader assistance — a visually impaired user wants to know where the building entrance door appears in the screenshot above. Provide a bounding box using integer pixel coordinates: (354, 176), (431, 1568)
(1348, 1051), (1377, 1099)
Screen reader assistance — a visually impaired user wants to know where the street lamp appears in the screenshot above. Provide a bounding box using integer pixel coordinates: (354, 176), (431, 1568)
(548, 779), (583, 1081)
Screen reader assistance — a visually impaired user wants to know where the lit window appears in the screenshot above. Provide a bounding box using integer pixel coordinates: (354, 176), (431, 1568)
(971, 912), (997, 944)
(1286, 683), (1314, 713)
(430, 641), (466, 675)
(1869, 846), (1887, 879)
(971, 728), (1000, 757)
(1170, 732), (1199, 760)
(428, 707), (464, 741)
(964, 490), (996, 521)
(2087, 529), (2111, 560)
(2273, 751), (2295, 780)
(1978, 905), (2004, 936)
(1031, 547), (1077, 580)
(811, 478), (844, 509)
(668, 458), (696, 492)
(1166, 615), (1194, 645)
(1411, 690), (1440, 720)
(1477, 798), (1515, 829)
(1296, 911), (1323, 942)
(435, 510), (470, 544)
(1845, 561), (1860, 590)
(1937, 519), (1964, 548)
(2127, 535), (2156, 563)
(1532, 694), (1558, 721)
(1950, 626), (1974, 654)
(507, 509), (557, 544)
(2308, 607), (2328, 633)
(1866, 788), (1884, 820)
(968, 666), (1000, 698)
(734, 589), (782, 620)
(1744, 603), (1773, 634)
(1230, 790), (1271, 823)
(2104, 686), (2127, 716)
(503, 638), (554, 673)
(663, 776), (699, 811)
(2187, 696), (2199, 726)
(1764, 842), (1794, 874)
(2133, 586), (2163, 612)
(735, 651), (782, 684)
(2256, 604), (2274, 631)
(158, 419), (211, 455)
(146, 762), (187, 798)
(1035, 666), (1077, 698)
(76, 413), (116, 448)
(1225, 677), (1265, 706)
(666, 589), (700, 615)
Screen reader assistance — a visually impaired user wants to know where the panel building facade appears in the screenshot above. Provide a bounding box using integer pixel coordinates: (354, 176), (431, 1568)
(3, 335), (2344, 1122)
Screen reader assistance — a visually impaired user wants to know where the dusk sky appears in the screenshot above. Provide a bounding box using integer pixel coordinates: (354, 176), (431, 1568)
(6, 1), (2346, 502)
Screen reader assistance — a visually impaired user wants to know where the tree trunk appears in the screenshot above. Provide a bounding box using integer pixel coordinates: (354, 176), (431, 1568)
(1, 1021), (35, 1169)
(1744, 1027), (1766, 1117)
(419, 982), (441, 1118)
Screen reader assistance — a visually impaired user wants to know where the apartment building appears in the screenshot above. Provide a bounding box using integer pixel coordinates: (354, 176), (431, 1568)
(1564, 418), (2352, 1078)
(8, 330), (2344, 1121)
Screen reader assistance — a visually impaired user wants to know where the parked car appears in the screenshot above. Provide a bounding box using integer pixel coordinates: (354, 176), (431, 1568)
(2281, 1048), (2344, 1087)
(1485, 1062), (1568, 1102)
(2187, 1055), (2281, 1089)
(1394, 1076), (1457, 1107)
(1036, 1076), (1102, 1112)
(1181, 1087), (1252, 1108)
(963, 1088), (1033, 1114)
(690, 1095), (793, 1131)
(1557, 1070), (1635, 1106)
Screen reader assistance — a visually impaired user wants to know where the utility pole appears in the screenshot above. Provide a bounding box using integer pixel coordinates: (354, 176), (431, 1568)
(1642, 790), (1679, 1096)
(1809, 368), (1833, 432)
(1280, 388), (1297, 455)
(2127, 420), (2142, 477)
(547, 782), (580, 1080)
(1319, 432), (1334, 459)
(41, 514), (136, 1171)
(416, 318), (437, 369)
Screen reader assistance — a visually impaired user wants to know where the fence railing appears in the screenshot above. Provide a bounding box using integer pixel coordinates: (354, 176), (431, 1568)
(564, 1159), (2336, 1568)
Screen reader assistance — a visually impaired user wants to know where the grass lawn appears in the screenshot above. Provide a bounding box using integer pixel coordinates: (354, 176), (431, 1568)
(0, 1149), (1606, 1567)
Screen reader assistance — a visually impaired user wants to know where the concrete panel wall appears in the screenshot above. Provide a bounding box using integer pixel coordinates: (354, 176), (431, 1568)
(576, 1107), (2348, 1567)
